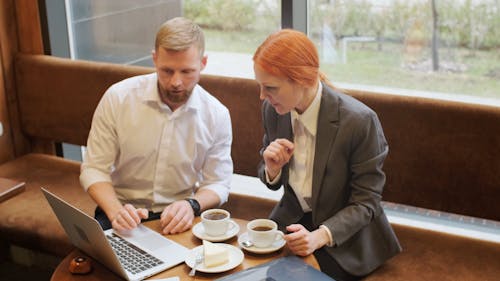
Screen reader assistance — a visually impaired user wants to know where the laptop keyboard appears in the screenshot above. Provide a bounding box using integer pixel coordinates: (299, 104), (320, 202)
(106, 233), (164, 275)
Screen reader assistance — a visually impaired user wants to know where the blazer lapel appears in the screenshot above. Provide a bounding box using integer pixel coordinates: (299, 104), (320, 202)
(311, 86), (340, 211)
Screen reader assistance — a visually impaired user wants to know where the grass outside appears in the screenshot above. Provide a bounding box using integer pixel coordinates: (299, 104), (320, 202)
(204, 29), (500, 101)
(322, 42), (500, 99)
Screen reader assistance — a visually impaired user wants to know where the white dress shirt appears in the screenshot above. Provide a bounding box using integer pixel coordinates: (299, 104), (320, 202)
(80, 73), (233, 212)
(288, 87), (321, 212)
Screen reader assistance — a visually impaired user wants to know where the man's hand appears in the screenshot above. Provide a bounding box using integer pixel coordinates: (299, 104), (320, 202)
(111, 204), (148, 232)
(284, 224), (329, 256)
(160, 200), (195, 234)
(263, 138), (294, 180)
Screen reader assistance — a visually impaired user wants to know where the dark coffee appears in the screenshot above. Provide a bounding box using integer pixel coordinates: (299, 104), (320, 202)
(204, 211), (227, 220)
(252, 226), (273, 232)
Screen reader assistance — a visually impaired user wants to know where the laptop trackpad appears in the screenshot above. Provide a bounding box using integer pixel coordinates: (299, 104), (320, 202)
(116, 225), (172, 252)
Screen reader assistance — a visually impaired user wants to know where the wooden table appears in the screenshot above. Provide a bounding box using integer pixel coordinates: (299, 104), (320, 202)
(51, 218), (319, 280)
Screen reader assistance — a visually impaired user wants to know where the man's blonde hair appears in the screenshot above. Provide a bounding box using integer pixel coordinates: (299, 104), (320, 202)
(155, 17), (205, 58)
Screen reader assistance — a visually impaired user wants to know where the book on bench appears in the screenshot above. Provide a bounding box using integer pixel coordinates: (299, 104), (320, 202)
(215, 255), (335, 281)
(0, 177), (25, 203)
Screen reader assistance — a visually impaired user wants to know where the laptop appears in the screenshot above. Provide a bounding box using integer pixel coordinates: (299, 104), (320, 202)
(42, 188), (189, 281)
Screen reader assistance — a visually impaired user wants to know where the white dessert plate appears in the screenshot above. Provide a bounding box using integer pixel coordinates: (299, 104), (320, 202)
(192, 220), (240, 242)
(185, 244), (244, 273)
(238, 232), (286, 254)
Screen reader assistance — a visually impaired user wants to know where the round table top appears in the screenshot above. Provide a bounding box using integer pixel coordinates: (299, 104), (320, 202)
(50, 217), (319, 281)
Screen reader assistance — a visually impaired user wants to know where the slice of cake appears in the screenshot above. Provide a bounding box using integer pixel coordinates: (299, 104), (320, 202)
(203, 240), (229, 267)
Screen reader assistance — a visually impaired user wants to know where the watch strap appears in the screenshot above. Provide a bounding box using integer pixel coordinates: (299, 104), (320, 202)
(185, 198), (201, 216)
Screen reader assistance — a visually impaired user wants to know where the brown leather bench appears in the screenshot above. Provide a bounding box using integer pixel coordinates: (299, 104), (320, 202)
(0, 54), (499, 280)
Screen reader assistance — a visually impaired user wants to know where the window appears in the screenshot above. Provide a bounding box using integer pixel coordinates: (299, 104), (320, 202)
(184, 0), (281, 77)
(308, 0), (500, 105)
(47, 0), (499, 104)
(65, 0), (182, 66)
(55, 0), (280, 77)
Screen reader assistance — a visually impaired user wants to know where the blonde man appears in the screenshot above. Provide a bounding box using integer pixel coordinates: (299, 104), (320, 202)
(81, 17), (233, 234)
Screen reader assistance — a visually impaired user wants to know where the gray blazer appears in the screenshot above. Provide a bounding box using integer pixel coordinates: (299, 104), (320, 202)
(258, 83), (401, 276)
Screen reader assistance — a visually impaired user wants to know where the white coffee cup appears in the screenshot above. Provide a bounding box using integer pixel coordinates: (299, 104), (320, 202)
(247, 219), (284, 248)
(201, 209), (233, 236)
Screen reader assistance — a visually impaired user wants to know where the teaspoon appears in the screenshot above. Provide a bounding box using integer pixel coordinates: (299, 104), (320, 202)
(241, 240), (254, 248)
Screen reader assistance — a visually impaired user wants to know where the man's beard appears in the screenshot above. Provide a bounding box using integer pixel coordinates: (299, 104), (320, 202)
(158, 83), (192, 105)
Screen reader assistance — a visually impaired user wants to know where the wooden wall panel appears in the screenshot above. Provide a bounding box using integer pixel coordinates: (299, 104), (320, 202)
(0, 0), (19, 163)
(14, 0), (54, 154)
(0, 39), (15, 163)
(15, 0), (44, 54)
(0, 0), (48, 162)
(0, 0), (48, 163)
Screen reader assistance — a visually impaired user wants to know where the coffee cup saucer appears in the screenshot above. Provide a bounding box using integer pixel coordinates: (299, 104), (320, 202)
(238, 232), (286, 254)
(192, 220), (240, 242)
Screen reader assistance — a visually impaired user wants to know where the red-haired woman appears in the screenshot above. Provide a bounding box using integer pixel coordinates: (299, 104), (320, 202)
(254, 29), (401, 281)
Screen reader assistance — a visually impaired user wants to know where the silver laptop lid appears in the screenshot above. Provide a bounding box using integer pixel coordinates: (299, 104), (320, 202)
(42, 188), (129, 278)
(42, 187), (188, 280)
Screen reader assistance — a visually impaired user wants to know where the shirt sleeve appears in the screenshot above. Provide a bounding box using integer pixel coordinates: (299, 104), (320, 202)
(197, 106), (233, 205)
(265, 168), (282, 185)
(80, 89), (119, 191)
(319, 225), (335, 247)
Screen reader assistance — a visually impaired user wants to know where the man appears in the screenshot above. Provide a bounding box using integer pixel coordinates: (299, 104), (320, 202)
(80, 17), (233, 235)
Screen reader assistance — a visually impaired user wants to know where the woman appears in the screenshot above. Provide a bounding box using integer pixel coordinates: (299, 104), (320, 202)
(254, 29), (401, 281)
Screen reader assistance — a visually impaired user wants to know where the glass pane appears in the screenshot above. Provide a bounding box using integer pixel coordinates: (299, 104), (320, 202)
(308, 0), (500, 102)
(67, 0), (182, 66)
(184, 0), (281, 77)
(66, 0), (281, 76)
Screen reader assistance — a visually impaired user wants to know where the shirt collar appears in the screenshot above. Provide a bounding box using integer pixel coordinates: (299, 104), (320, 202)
(183, 85), (202, 112)
(291, 81), (322, 136)
(143, 74), (162, 103)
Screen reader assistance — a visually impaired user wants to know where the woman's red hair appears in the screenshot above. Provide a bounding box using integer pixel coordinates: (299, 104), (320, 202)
(253, 29), (322, 88)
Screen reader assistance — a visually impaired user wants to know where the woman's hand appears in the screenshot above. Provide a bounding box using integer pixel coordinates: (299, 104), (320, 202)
(263, 138), (294, 180)
(284, 224), (330, 256)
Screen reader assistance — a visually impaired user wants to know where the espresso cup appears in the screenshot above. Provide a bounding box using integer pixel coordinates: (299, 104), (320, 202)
(201, 209), (233, 236)
(247, 219), (284, 248)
